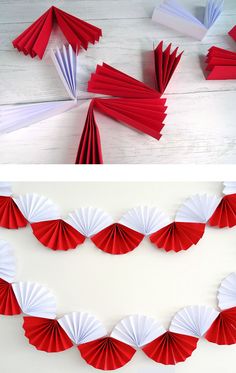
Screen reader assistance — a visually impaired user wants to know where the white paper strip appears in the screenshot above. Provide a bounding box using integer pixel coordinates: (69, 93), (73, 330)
(0, 182), (12, 196)
(223, 182), (236, 196)
(12, 282), (57, 319)
(218, 272), (236, 310)
(58, 312), (107, 345)
(0, 240), (16, 283)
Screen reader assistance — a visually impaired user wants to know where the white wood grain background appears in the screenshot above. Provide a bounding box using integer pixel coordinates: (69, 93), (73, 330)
(0, 0), (236, 164)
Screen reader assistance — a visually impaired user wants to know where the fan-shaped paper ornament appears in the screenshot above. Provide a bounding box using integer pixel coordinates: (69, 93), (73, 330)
(0, 182), (12, 196)
(223, 182), (236, 196)
(0, 196), (28, 229)
(169, 305), (219, 337)
(14, 193), (60, 223)
(218, 273), (236, 310)
(58, 312), (107, 345)
(12, 282), (57, 319)
(0, 240), (16, 283)
(205, 46), (236, 80)
(154, 41), (183, 94)
(119, 207), (171, 235)
(0, 278), (21, 315)
(150, 222), (205, 252)
(208, 194), (236, 228)
(111, 315), (166, 348)
(31, 219), (86, 250)
(66, 207), (113, 237)
(175, 194), (221, 223)
(91, 223), (144, 255)
(12, 6), (102, 59)
(205, 307), (236, 345)
(229, 25), (236, 41)
(23, 316), (73, 352)
(142, 331), (198, 365)
(78, 337), (136, 370)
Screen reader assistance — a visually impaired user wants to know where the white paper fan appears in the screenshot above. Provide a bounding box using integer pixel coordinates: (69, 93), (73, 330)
(111, 315), (166, 348)
(175, 194), (221, 223)
(204, 0), (224, 29)
(223, 182), (236, 196)
(218, 272), (236, 310)
(0, 182), (12, 196)
(12, 282), (57, 318)
(0, 240), (16, 283)
(119, 207), (170, 235)
(66, 207), (113, 237)
(58, 312), (107, 345)
(169, 305), (219, 337)
(14, 193), (60, 223)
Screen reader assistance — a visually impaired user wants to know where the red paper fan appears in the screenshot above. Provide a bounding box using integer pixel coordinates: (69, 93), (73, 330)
(208, 194), (236, 228)
(0, 196), (28, 229)
(154, 41), (183, 94)
(75, 100), (103, 164)
(0, 278), (21, 315)
(31, 219), (86, 250)
(94, 97), (167, 140)
(91, 223), (144, 254)
(12, 6), (102, 59)
(229, 26), (236, 41)
(88, 63), (161, 98)
(78, 337), (136, 370)
(149, 222), (205, 252)
(142, 331), (198, 365)
(205, 307), (236, 345)
(23, 316), (73, 352)
(205, 47), (236, 80)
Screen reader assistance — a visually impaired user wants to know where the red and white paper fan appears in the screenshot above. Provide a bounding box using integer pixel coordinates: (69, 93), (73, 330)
(0, 278), (21, 315)
(0, 240), (16, 283)
(208, 194), (236, 228)
(218, 272), (236, 310)
(0, 182), (12, 196)
(205, 307), (236, 345)
(0, 196), (28, 229)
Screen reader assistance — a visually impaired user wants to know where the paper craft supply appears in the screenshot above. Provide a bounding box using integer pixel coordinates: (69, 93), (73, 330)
(205, 307), (236, 344)
(0, 196), (28, 229)
(229, 25), (236, 41)
(205, 46), (236, 80)
(152, 0), (224, 40)
(218, 273), (236, 310)
(0, 278), (21, 315)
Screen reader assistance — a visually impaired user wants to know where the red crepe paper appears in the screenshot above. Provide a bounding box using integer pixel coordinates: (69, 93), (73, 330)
(12, 6), (102, 59)
(91, 223), (144, 254)
(78, 337), (136, 370)
(229, 26), (236, 41)
(208, 194), (236, 228)
(205, 46), (236, 80)
(205, 307), (236, 345)
(31, 219), (86, 250)
(0, 278), (21, 315)
(150, 222), (205, 252)
(23, 316), (73, 352)
(154, 41), (183, 94)
(142, 331), (198, 365)
(0, 196), (28, 229)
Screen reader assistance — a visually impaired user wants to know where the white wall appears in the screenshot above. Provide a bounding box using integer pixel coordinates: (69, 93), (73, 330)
(0, 182), (235, 373)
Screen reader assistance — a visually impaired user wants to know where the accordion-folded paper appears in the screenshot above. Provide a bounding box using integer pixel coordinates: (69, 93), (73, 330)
(205, 307), (236, 345)
(0, 278), (21, 315)
(0, 240), (16, 283)
(218, 273), (236, 310)
(208, 193), (236, 228)
(205, 46), (236, 80)
(229, 25), (236, 41)
(0, 196), (28, 229)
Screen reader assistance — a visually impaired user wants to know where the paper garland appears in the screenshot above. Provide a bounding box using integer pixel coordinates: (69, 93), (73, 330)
(1, 239), (236, 369)
(0, 182), (236, 253)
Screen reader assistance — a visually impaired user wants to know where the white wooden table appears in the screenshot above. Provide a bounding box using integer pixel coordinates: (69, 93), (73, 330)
(0, 0), (236, 164)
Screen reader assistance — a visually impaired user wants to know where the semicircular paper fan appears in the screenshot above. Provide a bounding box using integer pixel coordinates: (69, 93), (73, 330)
(208, 194), (236, 228)
(0, 196), (28, 229)
(149, 222), (205, 252)
(91, 223), (144, 254)
(0, 278), (21, 315)
(205, 307), (236, 345)
(0, 240), (16, 283)
(78, 336), (136, 370)
(142, 331), (198, 365)
(218, 272), (236, 310)
(23, 316), (73, 352)
(31, 219), (86, 250)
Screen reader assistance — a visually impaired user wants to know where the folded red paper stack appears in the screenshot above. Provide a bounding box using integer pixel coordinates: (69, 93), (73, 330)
(206, 46), (236, 80)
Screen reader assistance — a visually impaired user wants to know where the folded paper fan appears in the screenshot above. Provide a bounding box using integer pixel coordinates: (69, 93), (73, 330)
(150, 222), (205, 252)
(91, 223), (144, 255)
(218, 273), (236, 310)
(205, 46), (236, 80)
(0, 240), (16, 283)
(0, 182), (12, 196)
(14, 193), (60, 223)
(66, 207), (113, 237)
(119, 207), (170, 235)
(169, 305), (219, 337)
(154, 41), (183, 94)
(12, 6), (102, 59)
(175, 194), (221, 223)
(205, 307), (236, 345)
(23, 316), (73, 352)
(75, 100), (103, 164)
(78, 337), (136, 370)
(142, 331), (198, 365)
(208, 194), (236, 228)
(31, 219), (86, 250)
(58, 312), (107, 345)
(0, 196), (28, 229)
(229, 25), (236, 41)
(0, 278), (21, 315)
(111, 315), (166, 348)
(223, 182), (236, 195)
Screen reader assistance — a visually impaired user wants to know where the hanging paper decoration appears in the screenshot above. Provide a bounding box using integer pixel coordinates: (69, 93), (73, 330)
(0, 278), (21, 315)
(205, 46), (236, 80)
(0, 240), (16, 283)
(208, 194), (236, 228)
(218, 272), (236, 310)
(12, 6), (102, 59)
(205, 307), (236, 345)
(0, 196), (28, 229)
(229, 25), (236, 41)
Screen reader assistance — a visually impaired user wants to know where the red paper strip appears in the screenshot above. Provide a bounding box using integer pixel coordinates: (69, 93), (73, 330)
(208, 194), (236, 228)
(205, 307), (236, 345)
(0, 196), (28, 229)
(0, 278), (21, 315)
(229, 25), (236, 41)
